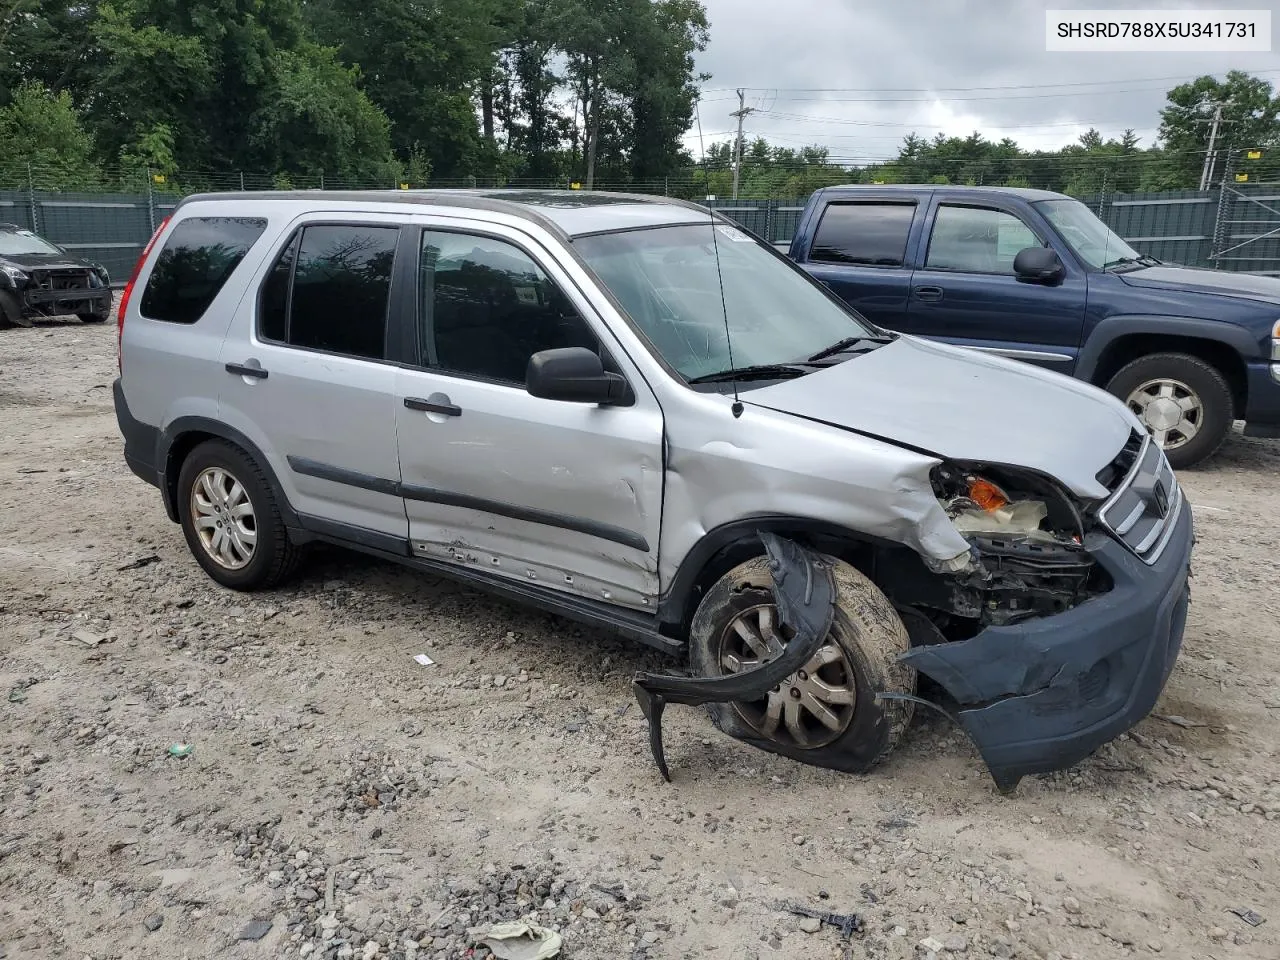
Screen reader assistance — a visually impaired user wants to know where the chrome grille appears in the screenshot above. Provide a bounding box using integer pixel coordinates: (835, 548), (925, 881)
(1097, 435), (1182, 564)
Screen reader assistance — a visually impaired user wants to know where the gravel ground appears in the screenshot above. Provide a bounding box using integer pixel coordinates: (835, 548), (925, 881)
(2, 320), (1278, 960)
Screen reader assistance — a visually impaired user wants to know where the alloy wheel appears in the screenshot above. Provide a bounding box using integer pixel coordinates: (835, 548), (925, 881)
(718, 603), (857, 749)
(190, 466), (257, 570)
(1125, 377), (1203, 451)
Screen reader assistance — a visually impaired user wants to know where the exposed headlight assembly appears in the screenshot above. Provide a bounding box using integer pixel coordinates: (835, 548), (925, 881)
(931, 463), (1084, 545)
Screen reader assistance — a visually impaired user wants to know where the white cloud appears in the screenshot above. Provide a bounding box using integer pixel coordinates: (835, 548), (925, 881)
(684, 0), (1280, 158)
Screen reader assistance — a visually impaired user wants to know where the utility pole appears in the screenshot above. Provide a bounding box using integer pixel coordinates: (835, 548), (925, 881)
(1199, 102), (1225, 191)
(730, 89), (756, 200)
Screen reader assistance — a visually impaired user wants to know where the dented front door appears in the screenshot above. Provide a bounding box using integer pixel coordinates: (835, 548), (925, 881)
(394, 219), (664, 609)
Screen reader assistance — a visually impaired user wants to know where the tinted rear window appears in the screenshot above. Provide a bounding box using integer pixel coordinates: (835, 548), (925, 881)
(810, 202), (915, 267)
(140, 217), (268, 324)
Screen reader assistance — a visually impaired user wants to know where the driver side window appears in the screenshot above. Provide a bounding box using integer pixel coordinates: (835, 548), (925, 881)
(925, 205), (1040, 275)
(419, 231), (598, 384)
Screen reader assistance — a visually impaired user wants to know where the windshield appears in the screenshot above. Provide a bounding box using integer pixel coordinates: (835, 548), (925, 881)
(0, 229), (62, 257)
(1034, 198), (1142, 270)
(573, 222), (875, 381)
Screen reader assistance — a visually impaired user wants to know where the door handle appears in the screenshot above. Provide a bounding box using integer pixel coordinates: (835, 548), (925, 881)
(913, 285), (944, 302)
(225, 361), (268, 380)
(404, 397), (461, 417)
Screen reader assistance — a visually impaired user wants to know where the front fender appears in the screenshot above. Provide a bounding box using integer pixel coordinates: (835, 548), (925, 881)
(1076, 314), (1258, 381)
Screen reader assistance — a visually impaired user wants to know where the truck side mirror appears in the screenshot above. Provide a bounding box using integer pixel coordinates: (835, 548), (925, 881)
(526, 347), (634, 406)
(1013, 247), (1065, 285)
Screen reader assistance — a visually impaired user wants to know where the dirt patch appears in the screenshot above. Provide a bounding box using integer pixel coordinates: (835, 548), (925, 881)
(1, 323), (1277, 960)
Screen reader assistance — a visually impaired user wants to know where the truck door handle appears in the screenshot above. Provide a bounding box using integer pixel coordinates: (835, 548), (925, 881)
(913, 285), (944, 302)
(225, 361), (268, 380)
(404, 397), (461, 417)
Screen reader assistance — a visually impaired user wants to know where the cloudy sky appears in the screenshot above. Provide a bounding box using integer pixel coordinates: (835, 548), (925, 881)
(687, 0), (1280, 159)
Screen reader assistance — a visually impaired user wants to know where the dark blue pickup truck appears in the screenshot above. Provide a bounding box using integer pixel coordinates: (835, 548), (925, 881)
(788, 184), (1280, 467)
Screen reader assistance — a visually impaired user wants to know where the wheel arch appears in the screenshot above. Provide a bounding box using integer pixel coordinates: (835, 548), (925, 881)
(657, 516), (905, 636)
(1077, 316), (1253, 416)
(159, 417), (301, 530)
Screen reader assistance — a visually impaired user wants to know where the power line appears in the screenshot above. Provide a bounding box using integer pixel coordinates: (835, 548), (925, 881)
(711, 84), (1200, 105)
(750, 109), (1153, 131)
(699, 68), (1280, 96)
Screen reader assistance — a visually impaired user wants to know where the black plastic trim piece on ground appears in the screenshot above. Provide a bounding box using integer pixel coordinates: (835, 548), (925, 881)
(631, 532), (836, 781)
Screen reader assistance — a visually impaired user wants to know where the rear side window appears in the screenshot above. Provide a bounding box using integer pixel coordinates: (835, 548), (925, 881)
(258, 224), (398, 361)
(139, 217), (267, 324)
(810, 203), (914, 267)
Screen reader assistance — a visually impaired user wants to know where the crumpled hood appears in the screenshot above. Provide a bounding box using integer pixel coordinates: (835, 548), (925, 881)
(0, 252), (94, 272)
(1119, 264), (1280, 306)
(744, 336), (1138, 500)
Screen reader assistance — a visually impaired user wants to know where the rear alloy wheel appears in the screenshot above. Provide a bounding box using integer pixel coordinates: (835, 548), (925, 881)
(689, 555), (916, 774)
(1105, 352), (1233, 469)
(190, 466), (258, 571)
(177, 440), (301, 590)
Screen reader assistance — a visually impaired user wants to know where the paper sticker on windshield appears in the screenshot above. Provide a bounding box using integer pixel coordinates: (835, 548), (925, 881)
(716, 224), (753, 242)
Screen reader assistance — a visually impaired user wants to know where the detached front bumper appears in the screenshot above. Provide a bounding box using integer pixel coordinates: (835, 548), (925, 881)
(902, 498), (1193, 791)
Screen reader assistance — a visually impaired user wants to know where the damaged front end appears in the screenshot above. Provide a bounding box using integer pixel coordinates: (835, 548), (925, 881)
(631, 440), (1193, 794)
(902, 444), (1194, 792)
(926, 462), (1105, 626)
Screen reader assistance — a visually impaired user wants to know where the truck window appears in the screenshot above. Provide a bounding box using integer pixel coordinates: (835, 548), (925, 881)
(925, 206), (1039, 275)
(810, 202), (914, 267)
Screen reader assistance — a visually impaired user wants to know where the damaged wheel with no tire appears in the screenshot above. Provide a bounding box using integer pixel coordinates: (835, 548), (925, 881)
(689, 555), (916, 773)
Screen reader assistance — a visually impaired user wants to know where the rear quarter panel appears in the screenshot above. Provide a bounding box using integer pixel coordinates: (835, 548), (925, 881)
(120, 202), (279, 432)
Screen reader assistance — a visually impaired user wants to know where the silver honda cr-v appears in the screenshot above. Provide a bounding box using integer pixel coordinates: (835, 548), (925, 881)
(113, 190), (1193, 791)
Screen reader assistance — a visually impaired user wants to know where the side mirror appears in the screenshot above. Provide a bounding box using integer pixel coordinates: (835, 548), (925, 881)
(1013, 246), (1065, 284)
(526, 347), (633, 405)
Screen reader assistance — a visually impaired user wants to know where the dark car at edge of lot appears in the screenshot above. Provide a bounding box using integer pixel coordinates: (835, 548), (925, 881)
(0, 222), (113, 328)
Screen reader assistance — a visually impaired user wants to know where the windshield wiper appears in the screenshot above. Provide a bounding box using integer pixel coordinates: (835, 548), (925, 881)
(687, 363), (812, 384)
(1103, 255), (1160, 271)
(806, 335), (892, 362)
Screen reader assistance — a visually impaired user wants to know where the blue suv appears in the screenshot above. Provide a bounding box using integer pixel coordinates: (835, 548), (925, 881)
(789, 185), (1280, 467)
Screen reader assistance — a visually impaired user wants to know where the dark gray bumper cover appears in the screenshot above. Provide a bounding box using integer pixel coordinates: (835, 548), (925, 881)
(901, 500), (1194, 792)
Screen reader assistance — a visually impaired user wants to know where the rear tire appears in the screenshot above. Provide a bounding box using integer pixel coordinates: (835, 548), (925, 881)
(176, 440), (301, 590)
(1105, 352), (1233, 469)
(77, 311), (108, 324)
(688, 555), (915, 774)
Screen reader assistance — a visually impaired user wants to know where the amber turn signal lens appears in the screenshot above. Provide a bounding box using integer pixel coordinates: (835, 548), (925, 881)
(968, 478), (1009, 512)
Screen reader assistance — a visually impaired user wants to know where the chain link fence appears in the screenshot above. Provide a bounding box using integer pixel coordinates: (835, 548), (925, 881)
(6, 161), (1280, 282)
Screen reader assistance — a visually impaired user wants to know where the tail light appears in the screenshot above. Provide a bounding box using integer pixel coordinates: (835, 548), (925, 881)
(117, 217), (170, 372)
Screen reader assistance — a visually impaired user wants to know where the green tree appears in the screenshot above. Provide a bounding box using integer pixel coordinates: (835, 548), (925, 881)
(82, 0), (391, 177)
(1158, 70), (1280, 188)
(0, 81), (100, 188)
(495, 0), (572, 180)
(306, 0), (508, 180)
(626, 0), (708, 185)
(250, 44), (395, 181)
